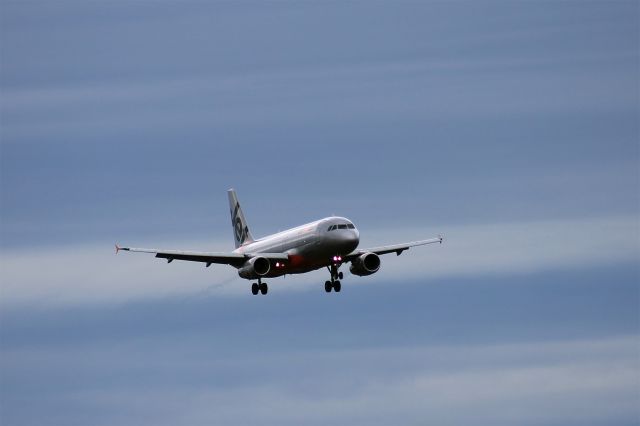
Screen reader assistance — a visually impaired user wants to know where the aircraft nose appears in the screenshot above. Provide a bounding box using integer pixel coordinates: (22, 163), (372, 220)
(343, 229), (359, 250)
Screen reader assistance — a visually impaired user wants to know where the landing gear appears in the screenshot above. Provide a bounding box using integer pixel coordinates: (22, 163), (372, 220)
(325, 279), (341, 292)
(325, 263), (343, 293)
(251, 279), (268, 295)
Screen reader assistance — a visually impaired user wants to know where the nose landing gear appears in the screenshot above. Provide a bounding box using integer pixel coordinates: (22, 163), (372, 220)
(325, 263), (343, 293)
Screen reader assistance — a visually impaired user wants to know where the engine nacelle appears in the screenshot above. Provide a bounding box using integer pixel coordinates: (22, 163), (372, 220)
(349, 252), (380, 276)
(238, 256), (271, 279)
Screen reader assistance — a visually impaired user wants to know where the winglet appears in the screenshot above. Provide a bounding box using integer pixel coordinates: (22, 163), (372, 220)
(438, 234), (444, 244)
(115, 243), (121, 254)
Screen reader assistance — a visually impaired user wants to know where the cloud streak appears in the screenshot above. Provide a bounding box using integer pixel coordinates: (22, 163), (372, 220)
(1, 215), (637, 307)
(2, 334), (637, 426)
(4, 55), (636, 140)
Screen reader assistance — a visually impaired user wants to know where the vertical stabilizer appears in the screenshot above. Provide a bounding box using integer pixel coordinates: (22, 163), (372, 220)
(227, 189), (255, 248)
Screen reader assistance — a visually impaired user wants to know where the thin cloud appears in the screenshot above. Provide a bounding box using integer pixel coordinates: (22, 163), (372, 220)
(0, 215), (637, 307)
(4, 335), (636, 425)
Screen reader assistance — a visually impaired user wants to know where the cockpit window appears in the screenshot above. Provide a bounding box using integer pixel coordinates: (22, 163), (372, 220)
(328, 223), (354, 231)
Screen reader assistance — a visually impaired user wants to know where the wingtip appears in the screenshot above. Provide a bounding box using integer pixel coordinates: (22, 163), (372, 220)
(115, 243), (120, 254)
(438, 234), (444, 243)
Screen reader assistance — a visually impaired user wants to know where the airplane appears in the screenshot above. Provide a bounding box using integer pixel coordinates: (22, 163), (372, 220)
(116, 189), (443, 295)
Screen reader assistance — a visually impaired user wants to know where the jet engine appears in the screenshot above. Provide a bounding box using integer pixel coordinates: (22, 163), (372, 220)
(349, 252), (380, 276)
(238, 256), (271, 279)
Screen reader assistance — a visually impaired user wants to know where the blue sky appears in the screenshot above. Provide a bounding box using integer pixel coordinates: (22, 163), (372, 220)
(1, 1), (638, 425)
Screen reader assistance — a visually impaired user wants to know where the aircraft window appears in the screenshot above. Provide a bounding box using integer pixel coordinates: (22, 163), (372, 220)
(338, 224), (347, 229)
(347, 224), (355, 229)
(328, 225), (336, 231)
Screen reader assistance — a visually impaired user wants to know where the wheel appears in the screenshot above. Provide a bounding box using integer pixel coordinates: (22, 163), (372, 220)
(333, 281), (341, 292)
(325, 281), (332, 293)
(260, 283), (268, 295)
(251, 283), (259, 295)
(338, 272), (344, 280)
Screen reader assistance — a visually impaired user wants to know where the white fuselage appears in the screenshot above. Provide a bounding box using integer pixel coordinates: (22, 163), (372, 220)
(233, 216), (359, 277)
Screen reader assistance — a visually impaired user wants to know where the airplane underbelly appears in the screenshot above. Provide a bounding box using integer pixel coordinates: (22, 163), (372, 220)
(262, 245), (325, 277)
(262, 232), (356, 278)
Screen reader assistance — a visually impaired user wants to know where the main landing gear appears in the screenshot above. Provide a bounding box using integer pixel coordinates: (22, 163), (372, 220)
(251, 278), (268, 295)
(325, 264), (344, 293)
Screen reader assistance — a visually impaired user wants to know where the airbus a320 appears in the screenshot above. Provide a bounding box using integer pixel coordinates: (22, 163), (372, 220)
(116, 189), (443, 295)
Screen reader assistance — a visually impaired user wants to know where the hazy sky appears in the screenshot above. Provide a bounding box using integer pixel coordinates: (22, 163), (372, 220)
(1, 1), (638, 425)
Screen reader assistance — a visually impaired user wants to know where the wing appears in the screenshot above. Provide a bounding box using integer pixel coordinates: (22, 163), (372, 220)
(116, 245), (288, 268)
(344, 235), (443, 260)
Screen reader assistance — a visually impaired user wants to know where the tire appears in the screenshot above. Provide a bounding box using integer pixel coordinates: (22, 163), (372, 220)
(338, 272), (344, 280)
(251, 283), (259, 295)
(260, 283), (268, 295)
(325, 281), (332, 293)
(334, 281), (341, 292)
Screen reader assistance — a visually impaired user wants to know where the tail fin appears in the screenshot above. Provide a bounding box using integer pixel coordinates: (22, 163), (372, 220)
(227, 189), (255, 248)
